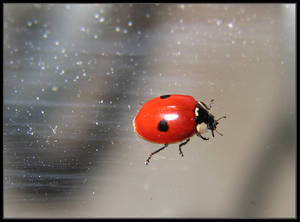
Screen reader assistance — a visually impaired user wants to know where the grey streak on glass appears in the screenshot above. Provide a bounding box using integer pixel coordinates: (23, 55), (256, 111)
(4, 3), (161, 214)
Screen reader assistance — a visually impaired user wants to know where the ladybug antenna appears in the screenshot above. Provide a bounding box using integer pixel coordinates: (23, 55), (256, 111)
(216, 115), (226, 121)
(214, 115), (226, 136)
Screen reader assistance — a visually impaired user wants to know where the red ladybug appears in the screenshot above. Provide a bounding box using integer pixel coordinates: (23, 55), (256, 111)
(133, 94), (226, 164)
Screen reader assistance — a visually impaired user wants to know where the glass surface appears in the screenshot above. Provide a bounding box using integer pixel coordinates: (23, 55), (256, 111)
(3, 4), (296, 218)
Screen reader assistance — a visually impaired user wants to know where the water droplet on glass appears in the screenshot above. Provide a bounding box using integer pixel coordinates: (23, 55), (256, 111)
(99, 17), (105, 23)
(227, 22), (234, 29)
(52, 86), (59, 92)
(59, 70), (65, 75)
(80, 27), (86, 32)
(216, 19), (222, 26)
(50, 125), (57, 135)
(94, 13), (99, 19)
(27, 21), (32, 27)
(178, 4), (185, 10)
(42, 32), (48, 38)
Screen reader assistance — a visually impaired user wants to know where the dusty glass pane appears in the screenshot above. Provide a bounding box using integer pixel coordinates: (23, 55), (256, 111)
(3, 3), (296, 218)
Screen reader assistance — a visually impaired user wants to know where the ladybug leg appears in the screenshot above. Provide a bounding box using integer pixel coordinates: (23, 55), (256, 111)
(196, 132), (209, 140)
(179, 138), (190, 157)
(145, 144), (168, 165)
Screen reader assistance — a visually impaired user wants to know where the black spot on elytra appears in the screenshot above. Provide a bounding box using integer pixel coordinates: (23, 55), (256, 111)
(160, 95), (171, 99)
(158, 119), (169, 132)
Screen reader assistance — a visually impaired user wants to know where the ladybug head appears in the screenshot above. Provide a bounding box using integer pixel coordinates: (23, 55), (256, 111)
(207, 115), (226, 137)
(195, 100), (226, 138)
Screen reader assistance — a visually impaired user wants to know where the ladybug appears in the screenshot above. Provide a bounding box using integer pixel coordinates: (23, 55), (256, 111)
(133, 94), (226, 164)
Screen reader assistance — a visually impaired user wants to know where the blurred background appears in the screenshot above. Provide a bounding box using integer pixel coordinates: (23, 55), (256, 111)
(3, 4), (296, 218)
